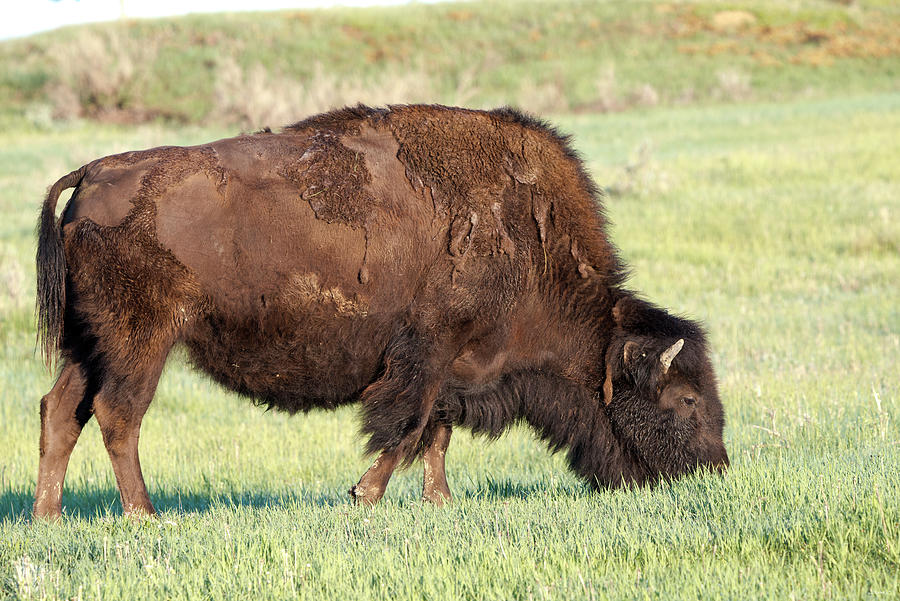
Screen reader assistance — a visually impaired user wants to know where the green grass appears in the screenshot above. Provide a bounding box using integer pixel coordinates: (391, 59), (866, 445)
(1, 2), (900, 600)
(0, 92), (896, 600)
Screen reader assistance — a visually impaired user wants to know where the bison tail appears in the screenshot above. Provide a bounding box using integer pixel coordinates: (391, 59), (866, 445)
(36, 165), (86, 367)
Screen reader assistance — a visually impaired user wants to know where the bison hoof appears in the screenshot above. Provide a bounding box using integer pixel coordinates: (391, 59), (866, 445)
(348, 484), (382, 507)
(422, 491), (451, 507)
(32, 508), (63, 522)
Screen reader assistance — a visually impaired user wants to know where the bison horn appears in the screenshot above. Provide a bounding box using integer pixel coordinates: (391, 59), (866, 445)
(660, 339), (684, 373)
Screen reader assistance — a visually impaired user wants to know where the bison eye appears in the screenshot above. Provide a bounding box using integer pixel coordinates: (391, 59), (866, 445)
(682, 396), (697, 406)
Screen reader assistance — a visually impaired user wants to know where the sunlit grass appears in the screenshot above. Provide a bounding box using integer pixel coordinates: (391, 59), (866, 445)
(0, 91), (898, 599)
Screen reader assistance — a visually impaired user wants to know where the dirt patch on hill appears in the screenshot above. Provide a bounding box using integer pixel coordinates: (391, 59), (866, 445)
(662, 5), (900, 66)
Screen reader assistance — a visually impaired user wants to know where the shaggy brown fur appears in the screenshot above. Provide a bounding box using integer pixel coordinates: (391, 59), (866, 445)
(34, 104), (728, 518)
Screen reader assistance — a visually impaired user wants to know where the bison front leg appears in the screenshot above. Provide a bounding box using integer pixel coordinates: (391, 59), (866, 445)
(351, 377), (442, 507)
(349, 448), (403, 507)
(351, 324), (470, 506)
(422, 423), (452, 506)
(350, 422), (453, 507)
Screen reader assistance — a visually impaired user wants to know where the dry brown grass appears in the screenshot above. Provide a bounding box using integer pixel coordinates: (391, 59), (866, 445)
(592, 64), (620, 112)
(213, 59), (444, 129)
(671, 7), (900, 66)
(0, 245), (25, 311)
(49, 29), (160, 120)
(714, 68), (753, 102)
(212, 55), (511, 129)
(514, 78), (570, 114)
(569, 66), (661, 114)
(603, 142), (674, 199)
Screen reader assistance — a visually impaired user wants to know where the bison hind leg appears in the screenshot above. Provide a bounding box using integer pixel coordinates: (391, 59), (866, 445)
(90, 347), (171, 517)
(33, 362), (94, 520)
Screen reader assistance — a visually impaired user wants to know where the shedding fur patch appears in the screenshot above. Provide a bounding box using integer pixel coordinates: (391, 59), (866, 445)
(282, 273), (369, 317)
(278, 133), (375, 228)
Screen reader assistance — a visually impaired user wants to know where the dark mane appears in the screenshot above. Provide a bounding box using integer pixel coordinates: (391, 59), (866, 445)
(283, 104), (386, 133)
(614, 295), (708, 346)
(489, 105), (576, 155)
(489, 106), (608, 200)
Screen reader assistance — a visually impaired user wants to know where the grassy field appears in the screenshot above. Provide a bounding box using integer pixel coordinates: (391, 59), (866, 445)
(2, 2), (900, 600)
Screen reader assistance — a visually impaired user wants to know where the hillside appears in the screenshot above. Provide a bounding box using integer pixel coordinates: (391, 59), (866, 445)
(2, 0), (899, 129)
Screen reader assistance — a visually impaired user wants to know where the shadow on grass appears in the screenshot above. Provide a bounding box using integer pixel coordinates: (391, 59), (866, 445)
(0, 484), (349, 523)
(463, 477), (585, 502)
(1, 476), (586, 522)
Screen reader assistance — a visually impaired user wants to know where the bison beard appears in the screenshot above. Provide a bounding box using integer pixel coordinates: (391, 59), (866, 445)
(33, 104), (728, 518)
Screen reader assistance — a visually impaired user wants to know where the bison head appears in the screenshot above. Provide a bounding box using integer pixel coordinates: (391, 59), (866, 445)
(599, 297), (729, 486)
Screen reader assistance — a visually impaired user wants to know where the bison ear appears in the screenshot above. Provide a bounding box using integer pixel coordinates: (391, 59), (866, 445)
(623, 340), (640, 365)
(602, 367), (613, 406)
(604, 341), (640, 405)
(602, 350), (617, 405)
(612, 297), (630, 327)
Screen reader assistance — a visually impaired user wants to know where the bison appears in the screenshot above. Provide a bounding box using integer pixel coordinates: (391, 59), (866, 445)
(33, 104), (728, 519)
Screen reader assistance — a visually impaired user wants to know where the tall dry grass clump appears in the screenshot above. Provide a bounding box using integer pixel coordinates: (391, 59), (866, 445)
(213, 59), (440, 129)
(515, 78), (570, 114)
(0, 245), (26, 311)
(49, 30), (159, 120)
(714, 68), (753, 101)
